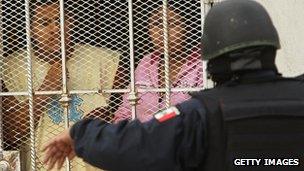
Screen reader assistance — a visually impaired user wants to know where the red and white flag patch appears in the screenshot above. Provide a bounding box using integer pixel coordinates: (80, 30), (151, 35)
(154, 106), (180, 122)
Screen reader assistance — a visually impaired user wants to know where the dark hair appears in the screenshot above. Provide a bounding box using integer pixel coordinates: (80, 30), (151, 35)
(30, 0), (75, 20)
(133, 0), (201, 59)
(29, 0), (78, 49)
(0, 0), (58, 56)
(160, 1), (201, 52)
(30, 0), (59, 18)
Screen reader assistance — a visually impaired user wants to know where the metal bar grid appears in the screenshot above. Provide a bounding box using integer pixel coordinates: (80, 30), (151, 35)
(1, 1), (206, 170)
(0, 87), (204, 97)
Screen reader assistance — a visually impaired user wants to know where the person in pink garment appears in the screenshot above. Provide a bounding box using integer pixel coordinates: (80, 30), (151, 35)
(114, 2), (203, 122)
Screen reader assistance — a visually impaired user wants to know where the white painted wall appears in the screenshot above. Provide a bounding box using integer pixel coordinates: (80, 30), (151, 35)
(216, 0), (304, 76)
(257, 0), (304, 76)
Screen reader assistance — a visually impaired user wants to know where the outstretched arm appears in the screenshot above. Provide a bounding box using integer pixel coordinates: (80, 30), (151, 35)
(43, 99), (207, 170)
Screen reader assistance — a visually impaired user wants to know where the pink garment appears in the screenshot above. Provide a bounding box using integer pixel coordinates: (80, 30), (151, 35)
(114, 48), (203, 122)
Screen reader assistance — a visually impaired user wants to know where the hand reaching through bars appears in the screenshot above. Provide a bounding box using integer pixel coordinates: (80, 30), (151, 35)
(42, 129), (76, 170)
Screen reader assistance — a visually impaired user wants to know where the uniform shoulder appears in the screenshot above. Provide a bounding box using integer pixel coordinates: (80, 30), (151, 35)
(296, 74), (304, 81)
(176, 98), (206, 116)
(190, 88), (217, 98)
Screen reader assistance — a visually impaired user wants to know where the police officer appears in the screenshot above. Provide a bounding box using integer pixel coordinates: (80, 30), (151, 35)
(43, 0), (304, 170)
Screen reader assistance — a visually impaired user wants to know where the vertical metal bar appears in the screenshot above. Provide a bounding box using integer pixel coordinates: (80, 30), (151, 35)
(58, 0), (71, 170)
(201, 0), (212, 89)
(25, 0), (36, 170)
(162, 0), (171, 108)
(59, 0), (68, 95)
(128, 0), (138, 120)
(0, 0), (4, 158)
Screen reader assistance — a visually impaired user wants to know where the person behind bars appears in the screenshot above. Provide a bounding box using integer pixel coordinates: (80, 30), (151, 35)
(43, 0), (304, 170)
(114, 1), (203, 123)
(2, 0), (121, 170)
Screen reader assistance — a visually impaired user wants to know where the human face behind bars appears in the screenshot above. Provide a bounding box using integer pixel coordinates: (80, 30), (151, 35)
(149, 7), (186, 56)
(31, 3), (72, 62)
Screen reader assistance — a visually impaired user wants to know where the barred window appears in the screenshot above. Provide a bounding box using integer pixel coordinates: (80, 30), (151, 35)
(1, 0), (204, 170)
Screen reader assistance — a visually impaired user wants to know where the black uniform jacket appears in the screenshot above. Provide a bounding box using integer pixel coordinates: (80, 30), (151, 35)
(70, 99), (207, 171)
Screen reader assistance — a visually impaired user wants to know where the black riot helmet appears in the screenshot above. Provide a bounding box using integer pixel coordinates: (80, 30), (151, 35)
(202, 0), (280, 60)
(202, 0), (281, 84)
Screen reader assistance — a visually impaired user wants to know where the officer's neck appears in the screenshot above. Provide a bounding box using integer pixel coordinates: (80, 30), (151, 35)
(217, 69), (279, 86)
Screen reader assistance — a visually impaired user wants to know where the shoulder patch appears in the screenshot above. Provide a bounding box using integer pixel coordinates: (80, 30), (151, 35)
(154, 106), (180, 122)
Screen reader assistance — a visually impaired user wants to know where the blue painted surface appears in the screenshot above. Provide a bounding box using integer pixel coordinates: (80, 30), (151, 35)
(47, 94), (84, 124)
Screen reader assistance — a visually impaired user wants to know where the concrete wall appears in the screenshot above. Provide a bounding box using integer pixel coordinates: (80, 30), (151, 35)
(216, 0), (304, 76)
(257, 0), (304, 76)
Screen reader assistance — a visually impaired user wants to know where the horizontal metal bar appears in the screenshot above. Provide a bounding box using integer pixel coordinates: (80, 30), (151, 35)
(137, 87), (203, 92)
(0, 87), (203, 97)
(0, 92), (29, 96)
(0, 89), (128, 96)
(0, 91), (61, 96)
